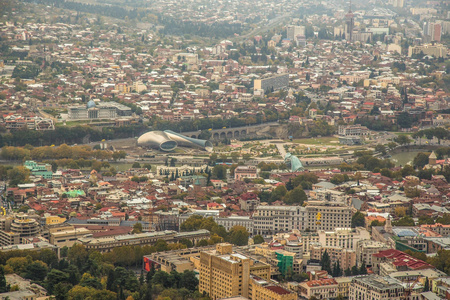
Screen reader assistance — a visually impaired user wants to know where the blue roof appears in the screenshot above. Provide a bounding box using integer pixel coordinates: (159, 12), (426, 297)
(392, 228), (417, 237)
(87, 100), (96, 108)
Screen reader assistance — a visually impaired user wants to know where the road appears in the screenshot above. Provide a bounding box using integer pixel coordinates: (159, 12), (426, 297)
(275, 143), (287, 158)
(232, 13), (293, 43)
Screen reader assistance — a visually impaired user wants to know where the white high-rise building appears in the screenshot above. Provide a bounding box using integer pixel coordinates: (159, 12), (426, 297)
(286, 25), (305, 41)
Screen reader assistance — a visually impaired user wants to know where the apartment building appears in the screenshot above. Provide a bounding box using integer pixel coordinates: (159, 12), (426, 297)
(253, 206), (307, 235)
(305, 202), (352, 232)
(421, 223), (450, 236)
(48, 226), (91, 248)
(299, 278), (338, 299)
(286, 25), (305, 40)
(234, 166), (258, 181)
(338, 124), (370, 136)
(349, 275), (404, 300)
(309, 245), (356, 271)
(356, 240), (389, 268)
(253, 202), (353, 236)
(216, 216), (254, 232)
(253, 74), (289, 92)
(249, 275), (297, 300)
(0, 213), (41, 246)
(408, 43), (447, 58)
(199, 243), (271, 299)
(301, 227), (370, 254)
(372, 249), (434, 276)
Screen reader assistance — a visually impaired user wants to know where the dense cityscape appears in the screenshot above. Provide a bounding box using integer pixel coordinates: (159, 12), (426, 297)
(0, 0), (449, 299)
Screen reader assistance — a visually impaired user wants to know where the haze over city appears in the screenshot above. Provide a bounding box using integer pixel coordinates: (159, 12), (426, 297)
(0, 0), (449, 299)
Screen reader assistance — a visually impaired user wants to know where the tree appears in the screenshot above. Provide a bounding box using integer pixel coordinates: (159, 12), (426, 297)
(0, 266), (7, 293)
(53, 282), (73, 300)
(404, 250), (427, 261)
(284, 186), (307, 205)
(212, 165), (227, 180)
(68, 244), (88, 270)
(374, 144), (386, 155)
(7, 166), (30, 186)
(351, 211), (365, 228)
(394, 135), (412, 146)
(132, 162), (141, 168)
(152, 271), (170, 288)
(209, 153), (218, 164)
(332, 261), (342, 277)
(143, 163), (152, 170)
(397, 112), (414, 129)
(359, 261), (367, 274)
(228, 226), (249, 246)
(180, 215), (205, 232)
(132, 223), (143, 234)
(253, 235), (265, 244)
(24, 261), (48, 282)
(320, 250), (332, 274)
(413, 152), (430, 168)
(424, 277), (430, 292)
(392, 216), (415, 226)
(179, 271), (198, 292)
(179, 238), (193, 248)
(270, 185), (287, 202)
(79, 273), (102, 290)
(395, 207), (407, 218)
(46, 269), (70, 294)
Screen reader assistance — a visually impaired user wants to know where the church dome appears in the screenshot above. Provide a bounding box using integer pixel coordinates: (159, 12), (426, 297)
(86, 100), (96, 109)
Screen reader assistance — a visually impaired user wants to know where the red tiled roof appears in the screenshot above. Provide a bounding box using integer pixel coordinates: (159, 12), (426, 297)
(265, 286), (292, 295)
(305, 279), (337, 287)
(373, 249), (434, 270)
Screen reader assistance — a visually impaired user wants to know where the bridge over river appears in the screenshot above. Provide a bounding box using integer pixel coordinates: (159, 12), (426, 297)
(181, 122), (279, 140)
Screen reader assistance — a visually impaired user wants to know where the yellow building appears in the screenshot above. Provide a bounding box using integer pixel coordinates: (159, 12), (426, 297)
(47, 224), (91, 248)
(249, 275), (297, 300)
(199, 243), (271, 299)
(44, 215), (66, 225)
(335, 277), (352, 298)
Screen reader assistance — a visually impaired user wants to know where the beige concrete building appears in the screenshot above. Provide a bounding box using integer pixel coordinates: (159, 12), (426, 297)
(49, 227), (91, 248)
(408, 43), (447, 58)
(349, 275), (404, 300)
(234, 166), (258, 181)
(335, 277), (352, 298)
(253, 206), (307, 235)
(144, 246), (215, 273)
(0, 213), (40, 246)
(302, 227), (369, 253)
(249, 275), (297, 300)
(299, 278), (338, 299)
(79, 229), (210, 252)
(356, 240), (389, 268)
(199, 243), (271, 299)
(305, 202), (353, 232)
(309, 245), (356, 271)
(253, 202), (353, 235)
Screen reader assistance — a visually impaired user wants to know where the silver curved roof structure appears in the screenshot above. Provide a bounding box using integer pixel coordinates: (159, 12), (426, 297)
(164, 130), (213, 152)
(137, 131), (178, 152)
(284, 153), (304, 172)
(137, 130), (213, 152)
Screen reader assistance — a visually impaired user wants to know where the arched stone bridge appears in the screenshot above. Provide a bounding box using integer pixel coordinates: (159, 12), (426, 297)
(181, 122), (279, 140)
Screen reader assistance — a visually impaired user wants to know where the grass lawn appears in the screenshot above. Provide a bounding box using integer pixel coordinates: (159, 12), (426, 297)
(293, 137), (339, 145)
(393, 132), (413, 136)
